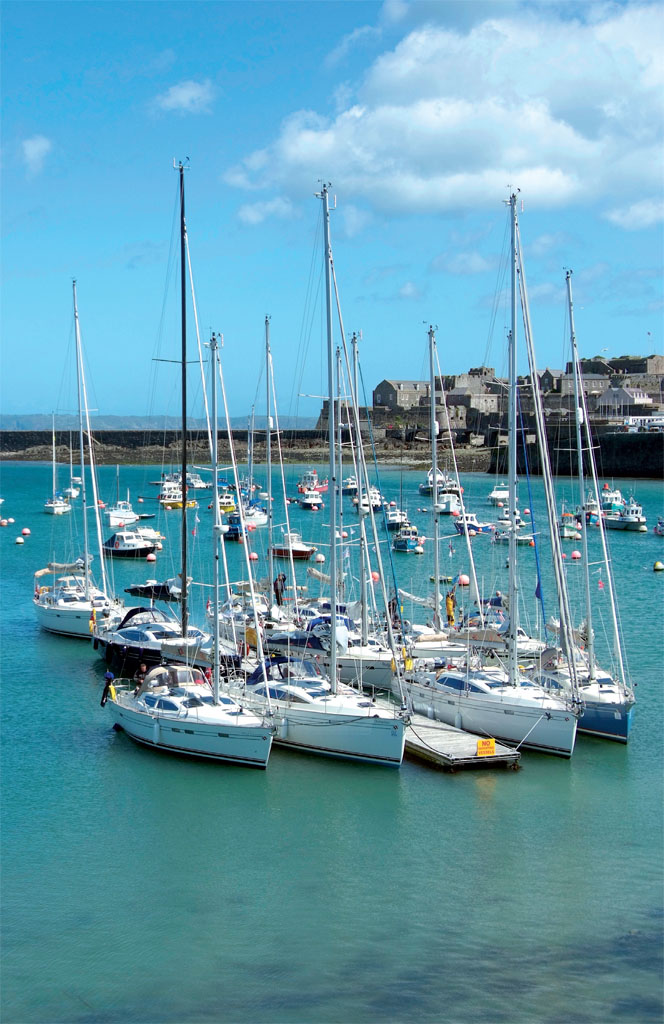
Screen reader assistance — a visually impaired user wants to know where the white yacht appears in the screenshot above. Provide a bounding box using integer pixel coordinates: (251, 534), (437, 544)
(232, 656), (405, 766)
(400, 662), (578, 757)
(105, 499), (140, 527)
(106, 665), (273, 768)
(33, 567), (123, 639)
(487, 482), (509, 505)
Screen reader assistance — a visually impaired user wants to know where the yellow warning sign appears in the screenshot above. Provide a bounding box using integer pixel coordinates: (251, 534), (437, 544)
(477, 737), (496, 757)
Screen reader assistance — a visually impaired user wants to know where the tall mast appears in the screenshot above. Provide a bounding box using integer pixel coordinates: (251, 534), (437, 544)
(507, 193), (519, 684)
(210, 332), (221, 705)
(429, 326), (441, 632)
(352, 332), (368, 643)
(567, 270), (595, 678)
(320, 183), (338, 693)
(51, 414), (57, 501)
(178, 162), (189, 639)
(336, 345), (346, 602)
(265, 316), (274, 590)
(72, 281), (90, 601)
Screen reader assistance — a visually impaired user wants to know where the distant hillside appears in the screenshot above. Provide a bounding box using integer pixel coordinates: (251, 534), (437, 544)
(0, 414), (318, 431)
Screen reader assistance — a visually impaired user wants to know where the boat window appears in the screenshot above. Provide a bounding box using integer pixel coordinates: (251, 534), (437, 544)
(440, 676), (464, 690)
(143, 694), (158, 706)
(156, 699), (178, 711)
(182, 697), (204, 708)
(120, 629), (145, 641)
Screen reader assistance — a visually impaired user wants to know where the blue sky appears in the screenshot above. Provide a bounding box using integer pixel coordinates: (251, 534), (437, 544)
(2, 0), (663, 421)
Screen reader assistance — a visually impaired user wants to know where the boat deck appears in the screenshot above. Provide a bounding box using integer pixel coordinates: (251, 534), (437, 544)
(405, 712), (520, 770)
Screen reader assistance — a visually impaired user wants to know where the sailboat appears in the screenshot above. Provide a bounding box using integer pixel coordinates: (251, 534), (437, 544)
(63, 434), (81, 499)
(396, 197), (580, 757)
(228, 186), (407, 766)
(34, 283), (121, 637)
(43, 415), (71, 515)
(533, 271), (635, 742)
(105, 168), (273, 769)
(104, 466), (143, 527)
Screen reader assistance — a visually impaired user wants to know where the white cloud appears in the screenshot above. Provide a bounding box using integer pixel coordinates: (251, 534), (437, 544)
(237, 197), (297, 225)
(153, 79), (214, 114)
(326, 25), (382, 68)
(225, 5), (664, 227)
(340, 204), (372, 238)
(432, 250), (491, 274)
(529, 232), (572, 258)
(605, 198), (664, 230)
(399, 280), (423, 299)
(21, 135), (52, 176)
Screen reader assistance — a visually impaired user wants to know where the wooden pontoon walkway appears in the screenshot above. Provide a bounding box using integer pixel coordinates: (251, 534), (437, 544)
(405, 712), (520, 770)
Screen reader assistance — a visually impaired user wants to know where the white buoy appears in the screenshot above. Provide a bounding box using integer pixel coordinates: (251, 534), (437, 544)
(249, 551), (258, 561)
(22, 527), (30, 535)
(8, 518), (15, 524)
(15, 536), (24, 544)
(314, 553), (325, 563)
(469, 529), (477, 537)
(146, 552), (157, 562)
(414, 545), (424, 554)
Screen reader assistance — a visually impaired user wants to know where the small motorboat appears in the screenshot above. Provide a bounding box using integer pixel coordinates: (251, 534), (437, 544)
(297, 469), (328, 494)
(487, 482), (509, 505)
(384, 507), (409, 530)
(271, 531), (316, 561)
(558, 511), (581, 540)
(603, 498), (647, 532)
(454, 511), (495, 535)
(392, 524), (423, 553)
(103, 529), (157, 558)
(299, 489), (323, 511)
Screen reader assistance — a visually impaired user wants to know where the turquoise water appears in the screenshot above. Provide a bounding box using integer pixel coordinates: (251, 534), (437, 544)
(1, 461), (662, 1023)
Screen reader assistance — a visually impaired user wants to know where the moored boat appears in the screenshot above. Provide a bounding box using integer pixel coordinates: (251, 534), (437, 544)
(271, 530), (316, 560)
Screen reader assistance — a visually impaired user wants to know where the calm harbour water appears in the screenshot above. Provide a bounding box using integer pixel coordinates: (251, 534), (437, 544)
(1, 461), (662, 1024)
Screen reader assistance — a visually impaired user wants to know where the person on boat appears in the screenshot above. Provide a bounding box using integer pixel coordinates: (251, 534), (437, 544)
(100, 671), (115, 707)
(273, 573), (286, 607)
(133, 662), (148, 696)
(446, 590), (456, 627)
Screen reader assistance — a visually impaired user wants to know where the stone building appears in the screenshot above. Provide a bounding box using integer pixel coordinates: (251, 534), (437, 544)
(596, 386), (653, 418)
(372, 380), (430, 412)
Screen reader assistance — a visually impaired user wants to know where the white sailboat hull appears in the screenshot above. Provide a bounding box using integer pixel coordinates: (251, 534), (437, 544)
(271, 706), (405, 765)
(108, 699), (272, 768)
(44, 500), (71, 515)
(398, 678), (577, 757)
(34, 599), (97, 638)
